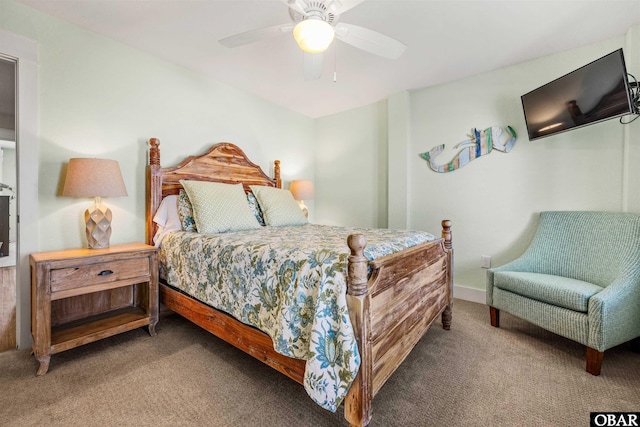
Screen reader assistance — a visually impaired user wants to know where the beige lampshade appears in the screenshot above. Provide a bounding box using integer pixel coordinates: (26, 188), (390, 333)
(62, 158), (127, 249)
(293, 19), (335, 54)
(289, 180), (315, 201)
(62, 158), (128, 198)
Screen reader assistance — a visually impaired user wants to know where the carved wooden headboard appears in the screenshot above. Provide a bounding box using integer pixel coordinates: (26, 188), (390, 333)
(145, 138), (281, 245)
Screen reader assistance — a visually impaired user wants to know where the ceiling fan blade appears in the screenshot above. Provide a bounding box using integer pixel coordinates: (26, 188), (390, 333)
(280, 0), (308, 16)
(334, 23), (406, 59)
(219, 23), (293, 48)
(303, 52), (322, 80)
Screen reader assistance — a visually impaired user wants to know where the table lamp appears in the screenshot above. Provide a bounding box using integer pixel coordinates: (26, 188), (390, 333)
(62, 158), (128, 249)
(289, 180), (314, 218)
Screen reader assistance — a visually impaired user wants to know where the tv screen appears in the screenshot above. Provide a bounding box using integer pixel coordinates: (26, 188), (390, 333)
(521, 49), (634, 141)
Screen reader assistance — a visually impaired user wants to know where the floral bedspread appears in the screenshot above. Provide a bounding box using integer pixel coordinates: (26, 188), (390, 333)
(159, 223), (435, 411)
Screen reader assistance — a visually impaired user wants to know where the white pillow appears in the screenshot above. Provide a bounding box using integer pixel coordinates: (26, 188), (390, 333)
(180, 180), (261, 234)
(249, 185), (308, 226)
(152, 195), (181, 246)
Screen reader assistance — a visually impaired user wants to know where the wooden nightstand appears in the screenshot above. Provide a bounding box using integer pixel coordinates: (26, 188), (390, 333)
(30, 243), (159, 375)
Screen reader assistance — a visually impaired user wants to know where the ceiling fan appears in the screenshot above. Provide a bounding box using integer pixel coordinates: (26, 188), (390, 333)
(219, 0), (407, 80)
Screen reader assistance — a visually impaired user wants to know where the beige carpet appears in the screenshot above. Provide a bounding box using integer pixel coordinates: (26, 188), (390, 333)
(1, 299), (638, 426)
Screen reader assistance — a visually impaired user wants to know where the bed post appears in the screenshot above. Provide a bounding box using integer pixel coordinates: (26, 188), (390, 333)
(274, 160), (281, 188)
(441, 219), (453, 330)
(146, 138), (162, 246)
(344, 234), (372, 427)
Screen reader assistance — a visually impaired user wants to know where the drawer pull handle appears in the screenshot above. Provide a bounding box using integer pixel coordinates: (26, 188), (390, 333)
(98, 270), (114, 276)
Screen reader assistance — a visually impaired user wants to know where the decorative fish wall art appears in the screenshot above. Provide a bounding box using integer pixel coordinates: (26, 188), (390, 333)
(420, 126), (517, 173)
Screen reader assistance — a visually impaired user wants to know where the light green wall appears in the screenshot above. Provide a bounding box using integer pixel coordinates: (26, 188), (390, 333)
(0, 0), (315, 253)
(409, 36), (635, 293)
(387, 92), (410, 229)
(315, 102), (388, 227)
(316, 25), (640, 298)
(623, 24), (640, 212)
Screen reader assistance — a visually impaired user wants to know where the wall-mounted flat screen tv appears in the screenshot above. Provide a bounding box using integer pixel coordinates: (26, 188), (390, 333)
(521, 49), (635, 141)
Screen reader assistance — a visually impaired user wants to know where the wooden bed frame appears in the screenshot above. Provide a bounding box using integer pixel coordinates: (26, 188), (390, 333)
(145, 138), (453, 427)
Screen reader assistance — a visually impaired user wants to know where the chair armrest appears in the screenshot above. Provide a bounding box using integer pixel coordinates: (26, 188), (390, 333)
(488, 257), (537, 274)
(588, 276), (640, 351)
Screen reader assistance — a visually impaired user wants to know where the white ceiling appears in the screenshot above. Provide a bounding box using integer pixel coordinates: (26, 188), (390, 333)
(16, 0), (640, 118)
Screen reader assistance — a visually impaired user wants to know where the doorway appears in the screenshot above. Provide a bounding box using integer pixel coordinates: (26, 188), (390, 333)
(0, 56), (16, 352)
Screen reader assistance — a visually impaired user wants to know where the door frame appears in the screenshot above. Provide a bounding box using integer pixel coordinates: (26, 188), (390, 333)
(0, 29), (39, 349)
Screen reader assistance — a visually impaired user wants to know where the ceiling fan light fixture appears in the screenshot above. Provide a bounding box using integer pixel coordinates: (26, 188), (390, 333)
(293, 19), (335, 54)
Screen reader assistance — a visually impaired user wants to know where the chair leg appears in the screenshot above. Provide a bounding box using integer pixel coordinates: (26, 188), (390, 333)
(586, 347), (604, 376)
(489, 306), (500, 327)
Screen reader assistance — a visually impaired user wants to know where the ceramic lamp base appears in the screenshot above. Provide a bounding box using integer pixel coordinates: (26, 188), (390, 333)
(85, 200), (112, 249)
(297, 200), (309, 218)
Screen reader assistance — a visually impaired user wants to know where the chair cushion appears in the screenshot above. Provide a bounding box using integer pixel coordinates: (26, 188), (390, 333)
(493, 271), (603, 313)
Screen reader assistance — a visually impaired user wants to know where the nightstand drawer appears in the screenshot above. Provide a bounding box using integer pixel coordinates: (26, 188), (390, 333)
(50, 257), (150, 293)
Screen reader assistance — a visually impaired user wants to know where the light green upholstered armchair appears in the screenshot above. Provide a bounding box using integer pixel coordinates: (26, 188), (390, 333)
(486, 211), (640, 375)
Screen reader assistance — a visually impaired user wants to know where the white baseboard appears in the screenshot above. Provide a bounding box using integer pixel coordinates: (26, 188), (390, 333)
(453, 284), (486, 304)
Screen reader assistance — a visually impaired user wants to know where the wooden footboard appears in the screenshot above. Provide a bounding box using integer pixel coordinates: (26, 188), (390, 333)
(344, 222), (452, 426)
